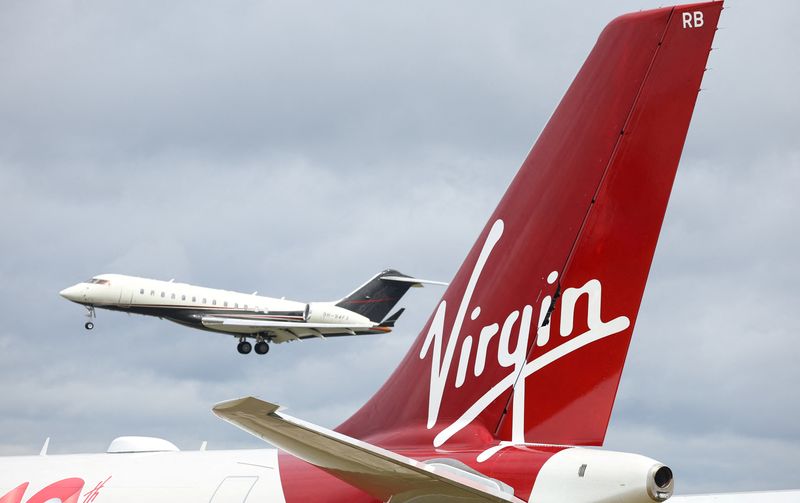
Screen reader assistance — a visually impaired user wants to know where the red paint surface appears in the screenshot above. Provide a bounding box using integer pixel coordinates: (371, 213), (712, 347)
(0, 479), (86, 503)
(279, 445), (561, 502)
(337, 1), (721, 448)
(285, 3), (724, 501)
(26, 478), (84, 503)
(0, 483), (28, 503)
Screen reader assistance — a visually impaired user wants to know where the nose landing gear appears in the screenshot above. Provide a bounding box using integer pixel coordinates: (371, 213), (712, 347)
(84, 306), (96, 330)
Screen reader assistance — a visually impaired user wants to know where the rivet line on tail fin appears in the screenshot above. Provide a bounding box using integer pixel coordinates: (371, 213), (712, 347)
(555, 7), (676, 291)
(541, 285), (561, 328)
(492, 7), (677, 441)
(494, 284), (559, 437)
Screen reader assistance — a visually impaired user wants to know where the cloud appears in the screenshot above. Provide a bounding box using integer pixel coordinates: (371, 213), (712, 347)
(0, 0), (798, 495)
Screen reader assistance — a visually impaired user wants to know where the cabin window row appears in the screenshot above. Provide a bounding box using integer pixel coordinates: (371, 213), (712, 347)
(137, 288), (252, 310)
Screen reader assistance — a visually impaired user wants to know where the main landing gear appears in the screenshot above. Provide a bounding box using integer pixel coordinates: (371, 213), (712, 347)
(237, 339), (252, 354)
(254, 340), (269, 355)
(237, 336), (270, 355)
(84, 306), (96, 330)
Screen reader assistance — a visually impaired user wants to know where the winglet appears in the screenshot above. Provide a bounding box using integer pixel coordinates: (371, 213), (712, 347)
(213, 396), (281, 416)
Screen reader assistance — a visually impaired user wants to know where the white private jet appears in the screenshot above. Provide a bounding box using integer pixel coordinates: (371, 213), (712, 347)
(59, 269), (446, 355)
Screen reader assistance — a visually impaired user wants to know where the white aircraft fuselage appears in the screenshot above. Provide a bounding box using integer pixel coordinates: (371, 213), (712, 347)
(0, 448), (285, 503)
(3, 446), (799, 503)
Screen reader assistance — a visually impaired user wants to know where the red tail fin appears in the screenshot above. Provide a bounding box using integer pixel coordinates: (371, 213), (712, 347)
(338, 2), (722, 448)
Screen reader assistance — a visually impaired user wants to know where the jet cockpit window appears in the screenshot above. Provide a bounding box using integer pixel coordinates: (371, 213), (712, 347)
(88, 278), (110, 285)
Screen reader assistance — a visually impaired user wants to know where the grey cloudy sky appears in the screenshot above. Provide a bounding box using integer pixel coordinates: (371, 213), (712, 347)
(1, 0), (798, 495)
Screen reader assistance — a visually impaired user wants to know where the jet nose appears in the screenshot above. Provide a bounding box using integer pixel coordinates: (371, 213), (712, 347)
(59, 285), (83, 302)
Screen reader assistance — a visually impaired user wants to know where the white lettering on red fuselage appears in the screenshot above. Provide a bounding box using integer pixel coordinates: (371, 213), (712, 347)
(419, 219), (631, 447)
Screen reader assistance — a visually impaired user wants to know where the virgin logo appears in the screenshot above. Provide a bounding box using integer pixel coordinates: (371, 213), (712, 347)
(420, 219), (631, 447)
(1, 476), (109, 503)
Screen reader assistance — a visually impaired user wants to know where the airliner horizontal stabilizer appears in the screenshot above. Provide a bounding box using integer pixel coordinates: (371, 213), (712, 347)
(212, 396), (523, 503)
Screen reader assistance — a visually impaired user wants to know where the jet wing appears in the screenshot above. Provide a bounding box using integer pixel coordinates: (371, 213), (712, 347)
(200, 316), (377, 336)
(213, 396), (523, 503)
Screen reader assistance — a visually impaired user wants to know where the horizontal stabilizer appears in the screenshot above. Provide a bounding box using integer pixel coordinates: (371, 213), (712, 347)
(213, 396), (523, 503)
(381, 276), (449, 287)
(379, 308), (405, 328)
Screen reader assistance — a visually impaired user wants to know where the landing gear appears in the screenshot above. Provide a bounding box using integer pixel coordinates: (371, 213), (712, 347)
(237, 340), (252, 354)
(236, 336), (269, 355)
(84, 305), (96, 330)
(254, 341), (269, 355)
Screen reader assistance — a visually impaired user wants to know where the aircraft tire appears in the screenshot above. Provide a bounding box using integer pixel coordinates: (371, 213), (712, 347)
(85, 322), (94, 330)
(237, 341), (252, 354)
(255, 341), (269, 355)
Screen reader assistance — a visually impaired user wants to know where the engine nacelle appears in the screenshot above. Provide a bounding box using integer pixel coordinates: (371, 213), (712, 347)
(529, 448), (674, 503)
(305, 302), (371, 326)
